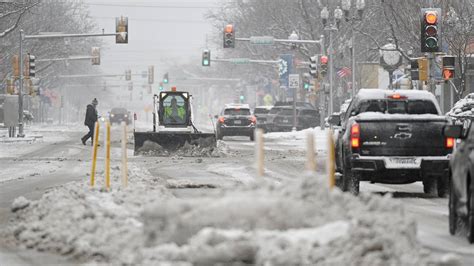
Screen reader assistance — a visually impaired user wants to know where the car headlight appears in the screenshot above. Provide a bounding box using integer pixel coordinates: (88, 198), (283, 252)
(124, 114), (128, 117)
(111, 114), (115, 117)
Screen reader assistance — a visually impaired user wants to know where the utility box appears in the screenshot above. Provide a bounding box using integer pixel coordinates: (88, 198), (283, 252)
(4, 95), (19, 127)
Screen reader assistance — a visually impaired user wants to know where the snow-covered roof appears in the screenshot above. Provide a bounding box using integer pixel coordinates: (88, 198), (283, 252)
(357, 89), (437, 102)
(224, 103), (250, 109)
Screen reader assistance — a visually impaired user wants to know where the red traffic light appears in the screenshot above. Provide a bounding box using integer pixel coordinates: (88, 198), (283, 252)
(425, 11), (438, 24)
(320, 55), (328, 65)
(224, 24), (234, 33)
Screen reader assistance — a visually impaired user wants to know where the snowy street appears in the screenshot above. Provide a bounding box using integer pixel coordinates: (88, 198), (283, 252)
(0, 125), (472, 265)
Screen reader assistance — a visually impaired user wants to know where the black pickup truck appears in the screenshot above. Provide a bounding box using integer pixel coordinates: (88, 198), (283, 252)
(331, 89), (453, 197)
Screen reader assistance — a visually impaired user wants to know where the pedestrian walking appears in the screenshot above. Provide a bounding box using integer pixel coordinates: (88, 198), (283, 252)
(81, 98), (98, 145)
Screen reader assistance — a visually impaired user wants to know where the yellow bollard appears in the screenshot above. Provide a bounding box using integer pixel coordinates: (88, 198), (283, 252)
(90, 121), (100, 187)
(328, 129), (336, 189)
(255, 129), (264, 177)
(121, 121), (128, 188)
(105, 121), (111, 190)
(305, 130), (317, 172)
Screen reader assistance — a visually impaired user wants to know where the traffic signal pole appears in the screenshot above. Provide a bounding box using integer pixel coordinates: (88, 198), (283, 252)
(17, 30), (124, 137)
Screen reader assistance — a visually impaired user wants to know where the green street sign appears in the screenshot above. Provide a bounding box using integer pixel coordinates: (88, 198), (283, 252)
(250, 36), (275, 45)
(231, 58), (250, 64)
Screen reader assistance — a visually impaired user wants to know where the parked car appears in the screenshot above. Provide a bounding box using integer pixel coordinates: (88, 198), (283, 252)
(109, 107), (131, 125)
(254, 106), (272, 132)
(333, 89), (453, 196)
(267, 106), (320, 132)
(443, 120), (474, 243)
(216, 104), (256, 141)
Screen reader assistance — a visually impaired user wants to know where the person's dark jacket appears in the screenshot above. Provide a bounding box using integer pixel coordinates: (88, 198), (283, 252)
(84, 104), (98, 127)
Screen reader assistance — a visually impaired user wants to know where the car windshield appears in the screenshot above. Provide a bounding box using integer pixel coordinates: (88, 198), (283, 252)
(224, 108), (251, 116)
(254, 108), (270, 115)
(111, 108), (127, 114)
(300, 109), (318, 116)
(356, 99), (438, 115)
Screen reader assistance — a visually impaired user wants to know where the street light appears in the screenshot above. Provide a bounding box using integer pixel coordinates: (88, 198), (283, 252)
(288, 30), (299, 131)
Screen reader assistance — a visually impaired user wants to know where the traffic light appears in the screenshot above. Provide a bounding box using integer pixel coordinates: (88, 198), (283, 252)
(410, 58), (419, 80)
(91, 47), (100, 65)
(421, 8), (441, 53)
(26, 53), (35, 77)
(202, 49), (211, 66)
(223, 24), (235, 48)
(159, 82), (164, 91)
(418, 57), (428, 81)
(303, 74), (311, 90)
(320, 55), (328, 77)
(116, 16), (128, 44)
(442, 56), (455, 81)
(12, 55), (19, 77)
(148, 65), (154, 84)
(309, 56), (318, 78)
(125, 70), (131, 81)
(163, 73), (169, 84)
(239, 95), (245, 103)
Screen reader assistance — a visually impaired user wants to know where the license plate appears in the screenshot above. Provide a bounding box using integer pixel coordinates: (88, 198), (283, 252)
(384, 158), (421, 169)
(282, 119), (289, 123)
(234, 120), (242, 125)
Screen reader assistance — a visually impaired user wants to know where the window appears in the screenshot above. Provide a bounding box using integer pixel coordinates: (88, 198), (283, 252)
(269, 108), (282, 114)
(224, 108), (251, 116)
(355, 99), (438, 115)
(254, 108), (270, 115)
(162, 95), (187, 124)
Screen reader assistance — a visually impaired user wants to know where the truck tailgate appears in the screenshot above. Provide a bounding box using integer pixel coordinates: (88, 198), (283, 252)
(356, 115), (449, 157)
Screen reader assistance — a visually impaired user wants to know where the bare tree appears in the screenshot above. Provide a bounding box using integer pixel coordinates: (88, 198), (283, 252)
(0, 0), (40, 38)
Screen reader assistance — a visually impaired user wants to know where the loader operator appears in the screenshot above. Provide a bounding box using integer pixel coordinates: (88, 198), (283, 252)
(164, 97), (186, 123)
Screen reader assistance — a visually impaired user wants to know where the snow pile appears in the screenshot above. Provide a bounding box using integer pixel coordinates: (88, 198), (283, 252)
(137, 140), (229, 157)
(9, 169), (171, 264)
(139, 176), (439, 265)
(9, 173), (444, 265)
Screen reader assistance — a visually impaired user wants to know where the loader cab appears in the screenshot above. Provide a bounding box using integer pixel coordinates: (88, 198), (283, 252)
(158, 91), (191, 127)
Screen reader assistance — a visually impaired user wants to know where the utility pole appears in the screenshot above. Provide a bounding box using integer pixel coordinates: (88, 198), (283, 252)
(328, 29), (334, 115)
(18, 30), (24, 137)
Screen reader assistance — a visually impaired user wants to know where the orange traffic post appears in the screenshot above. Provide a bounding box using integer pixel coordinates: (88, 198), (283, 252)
(121, 121), (128, 187)
(328, 129), (336, 190)
(105, 121), (111, 190)
(90, 121), (100, 187)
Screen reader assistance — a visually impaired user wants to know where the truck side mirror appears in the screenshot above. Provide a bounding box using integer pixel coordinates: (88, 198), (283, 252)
(443, 125), (463, 139)
(328, 114), (341, 126)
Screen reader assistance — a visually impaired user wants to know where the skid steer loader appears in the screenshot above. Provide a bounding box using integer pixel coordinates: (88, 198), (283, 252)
(134, 90), (216, 155)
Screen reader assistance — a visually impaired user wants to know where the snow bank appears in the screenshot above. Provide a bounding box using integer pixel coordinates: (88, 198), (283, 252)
(9, 172), (444, 265)
(9, 167), (171, 264)
(140, 176), (439, 265)
(137, 140), (230, 157)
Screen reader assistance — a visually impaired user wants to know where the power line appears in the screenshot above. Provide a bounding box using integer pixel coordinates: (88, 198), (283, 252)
(91, 16), (208, 24)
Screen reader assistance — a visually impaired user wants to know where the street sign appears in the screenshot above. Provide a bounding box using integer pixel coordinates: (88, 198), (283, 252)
(289, 74), (300, 89)
(230, 58), (250, 64)
(250, 36), (275, 45)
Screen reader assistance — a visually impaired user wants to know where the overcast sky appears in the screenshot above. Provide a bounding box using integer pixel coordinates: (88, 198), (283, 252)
(83, 0), (218, 77)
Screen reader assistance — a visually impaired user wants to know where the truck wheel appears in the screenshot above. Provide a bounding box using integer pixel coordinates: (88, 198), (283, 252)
(250, 133), (255, 141)
(468, 185), (474, 244)
(343, 166), (360, 195)
(449, 176), (458, 235)
(423, 178), (438, 197)
(217, 133), (223, 140)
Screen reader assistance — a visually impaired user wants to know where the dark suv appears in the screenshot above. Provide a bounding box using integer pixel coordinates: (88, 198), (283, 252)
(267, 106), (320, 132)
(254, 106), (272, 132)
(109, 107), (131, 125)
(216, 104), (256, 141)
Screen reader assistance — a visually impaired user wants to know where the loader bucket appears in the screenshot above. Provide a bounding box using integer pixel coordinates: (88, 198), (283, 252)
(134, 131), (217, 155)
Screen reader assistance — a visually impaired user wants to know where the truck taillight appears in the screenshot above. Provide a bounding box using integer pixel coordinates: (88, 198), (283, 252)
(351, 123), (360, 149)
(218, 117), (225, 123)
(446, 137), (455, 149)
